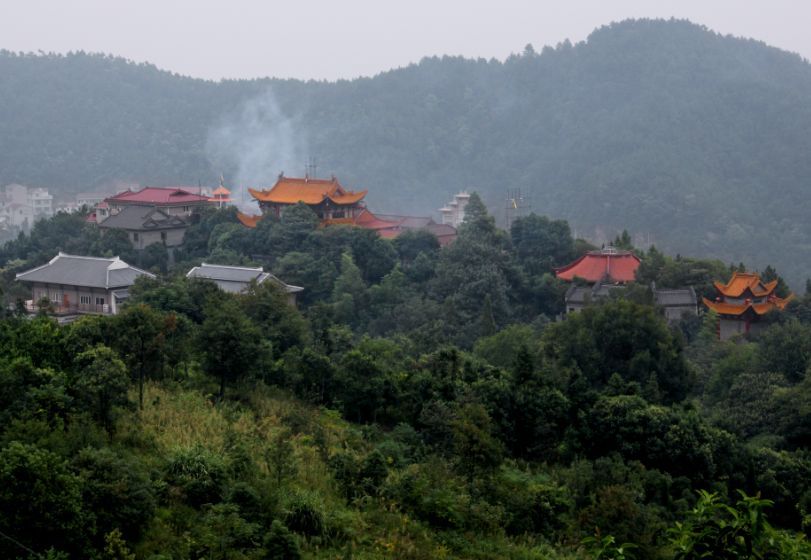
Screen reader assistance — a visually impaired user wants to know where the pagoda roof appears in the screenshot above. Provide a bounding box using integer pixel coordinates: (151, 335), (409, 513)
(248, 176), (366, 206)
(554, 248), (641, 283)
(713, 272), (779, 298)
(702, 295), (792, 316)
(212, 186), (231, 196)
(107, 187), (211, 205)
(236, 212), (263, 228)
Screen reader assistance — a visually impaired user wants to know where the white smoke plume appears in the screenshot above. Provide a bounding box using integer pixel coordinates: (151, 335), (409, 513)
(205, 88), (308, 212)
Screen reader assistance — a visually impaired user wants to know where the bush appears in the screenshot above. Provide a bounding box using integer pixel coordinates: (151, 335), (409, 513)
(164, 445), (227, 507)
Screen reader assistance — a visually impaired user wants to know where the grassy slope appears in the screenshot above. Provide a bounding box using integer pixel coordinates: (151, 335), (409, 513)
(121, 382), (581, 559)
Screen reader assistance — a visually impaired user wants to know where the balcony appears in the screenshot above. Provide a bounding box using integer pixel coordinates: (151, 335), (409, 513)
(23, 300), (112, 316)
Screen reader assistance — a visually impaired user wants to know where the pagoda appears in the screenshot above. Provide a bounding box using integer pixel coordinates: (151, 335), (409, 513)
(211, 186), (232, 208)
(703, 271), (793, 340)
(247, 174), (367, 221)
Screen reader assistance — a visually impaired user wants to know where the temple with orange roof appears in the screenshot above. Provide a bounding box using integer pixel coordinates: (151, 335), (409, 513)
(238, 173), (457, 244)
(703, 271), (793, 340)
(247, 174), (367, 221)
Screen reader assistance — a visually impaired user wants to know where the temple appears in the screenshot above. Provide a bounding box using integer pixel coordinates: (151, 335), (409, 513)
(238, 174), (457, 244)
(555, 247), (641, 283)
(703, 271), (793, 340)
(247, 174), (367, 221)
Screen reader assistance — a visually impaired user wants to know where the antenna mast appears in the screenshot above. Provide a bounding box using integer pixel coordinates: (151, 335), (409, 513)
(305, 156), (318, 179)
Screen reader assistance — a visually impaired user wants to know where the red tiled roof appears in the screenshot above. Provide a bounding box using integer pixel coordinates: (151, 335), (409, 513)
(555, 249), (640, 283)
(249, 176), (367, 206)
(108, 187), (212, 205)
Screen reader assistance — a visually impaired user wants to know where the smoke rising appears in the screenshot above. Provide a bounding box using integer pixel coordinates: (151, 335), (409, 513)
(205, 89), (308, 211)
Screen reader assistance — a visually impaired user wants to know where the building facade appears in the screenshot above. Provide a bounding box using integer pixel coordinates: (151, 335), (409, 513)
(105, 187), (213, 217)
(16, 253), (154, 316)
(98, 206), (189, 250)
(438, 191), (471, 227)
(653, 286), (698, 323)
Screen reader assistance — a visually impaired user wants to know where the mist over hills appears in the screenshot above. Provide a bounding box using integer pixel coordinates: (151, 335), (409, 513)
(2, 18), (811, 284)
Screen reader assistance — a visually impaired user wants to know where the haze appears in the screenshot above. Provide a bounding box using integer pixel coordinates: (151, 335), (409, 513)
(1, 0), (807, 81)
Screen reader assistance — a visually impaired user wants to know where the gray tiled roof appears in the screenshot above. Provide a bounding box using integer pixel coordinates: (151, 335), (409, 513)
(98, 206), (188, 231)
(374, 214), (436, 229)
(16, 253), (155, 289)
(654, 287), (697, 307)
(565, 283), (625, 304)
(186, 263), (303, 294)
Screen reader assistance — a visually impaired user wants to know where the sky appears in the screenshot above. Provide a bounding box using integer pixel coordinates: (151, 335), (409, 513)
(0, 0), (807, 81)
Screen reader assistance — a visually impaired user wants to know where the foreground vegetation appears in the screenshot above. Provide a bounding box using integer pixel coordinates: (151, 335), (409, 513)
(1, 198), (811, 558)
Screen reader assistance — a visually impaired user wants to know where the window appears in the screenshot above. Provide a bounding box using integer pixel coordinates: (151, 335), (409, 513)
(80, 295), (91, 305)
(95, 297), (105, 306)
(161, 231), (167, 242)
(133, 232), (139, 242)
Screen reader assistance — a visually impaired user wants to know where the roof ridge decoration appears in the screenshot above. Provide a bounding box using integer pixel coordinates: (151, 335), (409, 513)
(199, 263), (264, 272)
(54, 252), (116, 263)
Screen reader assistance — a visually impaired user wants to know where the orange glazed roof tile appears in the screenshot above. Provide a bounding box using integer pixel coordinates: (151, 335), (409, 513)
(236, 212), (263, 228)
(713, 272), (779, 298)
(555, 249), (640, 283)
(702, 296), (792, 316)
(248, 176), (367, 206)
(212, 186), (231, 196)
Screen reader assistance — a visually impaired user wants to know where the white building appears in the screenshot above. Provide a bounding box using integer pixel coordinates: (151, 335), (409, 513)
(28, 188), (54, 218)
(438, 191), (471, 227)
(2, 184), (54, 225)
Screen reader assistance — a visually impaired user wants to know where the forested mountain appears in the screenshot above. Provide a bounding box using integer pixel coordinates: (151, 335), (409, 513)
(2, 18), (811, 284)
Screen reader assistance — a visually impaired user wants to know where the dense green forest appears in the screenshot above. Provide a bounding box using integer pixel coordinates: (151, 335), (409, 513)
(2, 19), (811, 284)
(1, 199), (811, 558)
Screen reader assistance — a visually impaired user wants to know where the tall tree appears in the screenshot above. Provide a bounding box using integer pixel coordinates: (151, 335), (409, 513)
(71, 345), (130, 436)
(110, 304), (165, 410)
(198, 298), (265, 398)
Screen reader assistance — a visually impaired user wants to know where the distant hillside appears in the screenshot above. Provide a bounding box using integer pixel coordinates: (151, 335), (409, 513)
(2, 18), (811, 284)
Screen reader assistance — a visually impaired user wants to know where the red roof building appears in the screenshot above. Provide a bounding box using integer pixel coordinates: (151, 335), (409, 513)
(108, 187), (212, 206)
(703, 271), (793, 340)
(555, 248), (641, 283)
(102, 187), (214, 221)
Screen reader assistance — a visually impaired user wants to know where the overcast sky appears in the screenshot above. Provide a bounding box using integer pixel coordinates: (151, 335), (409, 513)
(1, 0), (807, 81)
